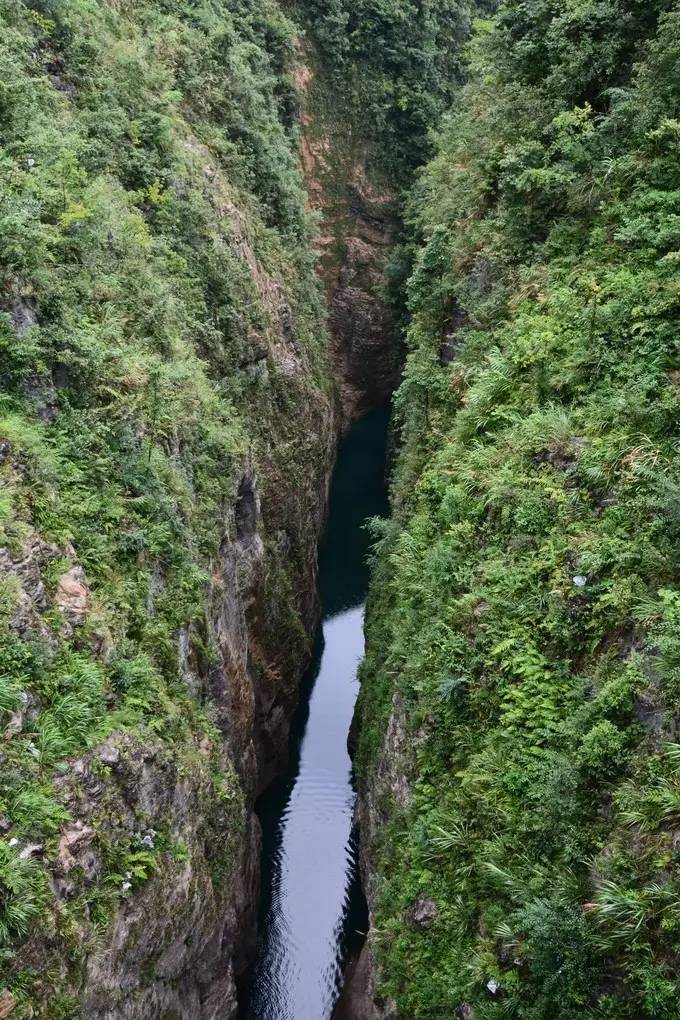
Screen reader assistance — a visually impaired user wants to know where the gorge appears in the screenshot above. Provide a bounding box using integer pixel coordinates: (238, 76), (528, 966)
(1, 2), (679, 1020)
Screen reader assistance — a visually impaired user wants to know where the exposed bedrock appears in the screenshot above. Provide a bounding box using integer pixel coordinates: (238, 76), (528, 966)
(297, 57), (402, 428)
(3, 425), (333, 1017)
(338, 696), (414, 1020)
(327, 179), (402, 424)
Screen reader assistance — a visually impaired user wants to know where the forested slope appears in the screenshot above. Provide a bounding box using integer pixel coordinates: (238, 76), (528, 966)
(0, 1), (334, 1014)
(357, 2), (680, 1017)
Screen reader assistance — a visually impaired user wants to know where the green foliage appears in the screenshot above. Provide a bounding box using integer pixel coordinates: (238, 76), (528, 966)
(0, 841), (47, 948)
(6, 786), (69, 839)
(36, 654), (107, 761)
(358, 3), (680, 1017)
(0, 0), (332, 1004)
(298, 0), (476, 178)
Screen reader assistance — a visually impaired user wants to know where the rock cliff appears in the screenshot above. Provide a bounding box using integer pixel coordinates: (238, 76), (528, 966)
(297, 53), (402, 428)
(0, 2), (336, 1015)
(350, 5), (680, 1018)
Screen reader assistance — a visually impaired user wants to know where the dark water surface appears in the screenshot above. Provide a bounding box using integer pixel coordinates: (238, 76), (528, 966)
(242, 406), (390, 1020)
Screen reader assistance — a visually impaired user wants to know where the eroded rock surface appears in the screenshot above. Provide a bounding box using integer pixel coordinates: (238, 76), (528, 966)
(298, 59), (401, 427)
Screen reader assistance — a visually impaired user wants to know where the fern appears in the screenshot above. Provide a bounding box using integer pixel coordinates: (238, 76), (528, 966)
(0, 842), (46, 947)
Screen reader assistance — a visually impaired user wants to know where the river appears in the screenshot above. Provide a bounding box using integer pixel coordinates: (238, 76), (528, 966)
(242, 406), (390, 1020)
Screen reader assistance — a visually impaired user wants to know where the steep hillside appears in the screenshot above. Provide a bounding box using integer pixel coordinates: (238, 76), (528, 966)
(0, 1), (335, 1015)
(295, 0), (477, 424)
(356, 2), (680, 1018)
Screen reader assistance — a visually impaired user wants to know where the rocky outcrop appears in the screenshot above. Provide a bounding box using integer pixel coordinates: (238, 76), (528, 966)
(298, 58), (401, 427)
(1, 431), (333, 1017)
(73, 737), (258, 1020)
(328, 179), (401, 421)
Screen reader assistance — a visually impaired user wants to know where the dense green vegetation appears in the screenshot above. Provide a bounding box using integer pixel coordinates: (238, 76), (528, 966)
(358, 1), (680, 1016)
(3, 0), (679, 1015)
(0, 0), (331, 1009)
(298, 0), (485, 180)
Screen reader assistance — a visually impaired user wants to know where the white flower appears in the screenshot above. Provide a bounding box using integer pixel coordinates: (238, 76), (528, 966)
(8, 838), (18, 847)
(122, 881), (132, 892)
(487, 979), (499, 995)
(573, 575), (588, 588)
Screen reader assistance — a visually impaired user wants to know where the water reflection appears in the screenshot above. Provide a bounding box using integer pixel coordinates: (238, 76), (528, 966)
(243, 407), (390, 1020)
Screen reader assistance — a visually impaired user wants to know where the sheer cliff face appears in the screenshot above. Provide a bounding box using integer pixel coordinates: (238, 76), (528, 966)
(297, 56), (402, 427)
(0, 3), (336, 1015)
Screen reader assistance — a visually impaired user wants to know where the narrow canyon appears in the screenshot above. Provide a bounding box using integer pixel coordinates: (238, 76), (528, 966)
(1, 3), (678, 1020)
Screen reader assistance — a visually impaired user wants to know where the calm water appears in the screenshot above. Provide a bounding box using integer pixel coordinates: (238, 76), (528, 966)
(242, 406), (390, 1020)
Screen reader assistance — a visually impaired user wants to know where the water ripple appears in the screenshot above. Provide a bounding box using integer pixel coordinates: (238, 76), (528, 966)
(246, 607), (364, 1020)
(243, 407), (390, 1020)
